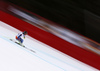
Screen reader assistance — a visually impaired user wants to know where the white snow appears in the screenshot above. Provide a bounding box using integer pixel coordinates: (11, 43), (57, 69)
(0, 21), (99, 71)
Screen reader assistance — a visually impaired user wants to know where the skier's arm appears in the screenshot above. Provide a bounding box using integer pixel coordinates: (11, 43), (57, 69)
(24, 36), (25, 39)
(23, 35), (25, 39)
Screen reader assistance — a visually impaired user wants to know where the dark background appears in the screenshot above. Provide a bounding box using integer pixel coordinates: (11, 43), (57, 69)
(5, 0), (100, 43)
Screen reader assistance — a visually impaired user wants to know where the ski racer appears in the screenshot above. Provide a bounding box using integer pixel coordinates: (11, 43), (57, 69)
(16, 31), (27, 44)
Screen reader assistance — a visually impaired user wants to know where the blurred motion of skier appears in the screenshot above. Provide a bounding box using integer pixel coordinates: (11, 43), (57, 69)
(16, 31), (27, 44)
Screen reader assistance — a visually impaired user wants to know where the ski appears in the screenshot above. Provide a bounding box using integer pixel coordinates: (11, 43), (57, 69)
(10, 39), (36, 53)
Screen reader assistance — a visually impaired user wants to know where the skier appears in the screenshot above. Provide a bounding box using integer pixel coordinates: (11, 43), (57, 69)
(15, 31), (27, 44)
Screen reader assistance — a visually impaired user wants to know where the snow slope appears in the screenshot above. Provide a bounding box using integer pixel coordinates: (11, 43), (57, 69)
(0, 21), (99, 71)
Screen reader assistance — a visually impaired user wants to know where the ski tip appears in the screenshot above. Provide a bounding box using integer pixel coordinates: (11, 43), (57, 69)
(30, 50), (36, 53)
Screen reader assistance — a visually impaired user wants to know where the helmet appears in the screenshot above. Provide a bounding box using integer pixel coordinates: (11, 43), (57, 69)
(23, 31), (27, 35)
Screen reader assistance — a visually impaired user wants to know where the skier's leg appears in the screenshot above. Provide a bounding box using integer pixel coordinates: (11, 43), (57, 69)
(16, 36), (22, 43)
(20, 38), (23, 44)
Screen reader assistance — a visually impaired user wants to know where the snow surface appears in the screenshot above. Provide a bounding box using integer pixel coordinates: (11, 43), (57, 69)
(0, 21), (99, 71)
